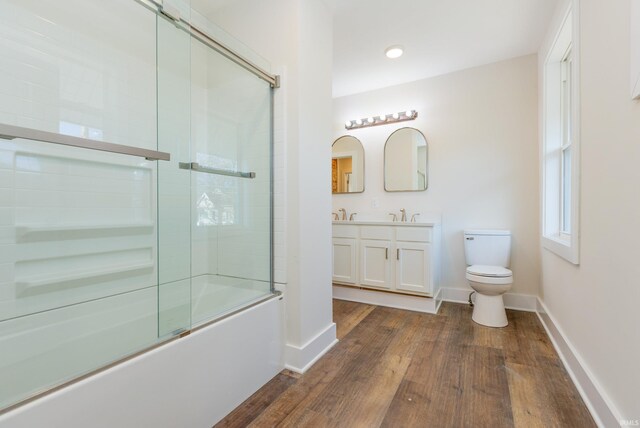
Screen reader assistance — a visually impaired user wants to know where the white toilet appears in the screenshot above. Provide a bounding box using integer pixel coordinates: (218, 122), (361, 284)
(463, 229), (513, 327)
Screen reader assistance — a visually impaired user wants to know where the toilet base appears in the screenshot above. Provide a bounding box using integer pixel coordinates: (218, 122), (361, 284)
(472, 293), (508, 327)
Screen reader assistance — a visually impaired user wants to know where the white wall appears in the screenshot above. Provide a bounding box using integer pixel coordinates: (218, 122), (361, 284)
(199, 0), (337, 371)
(333, 55), (540, 296)
(539, 0), (640, 422)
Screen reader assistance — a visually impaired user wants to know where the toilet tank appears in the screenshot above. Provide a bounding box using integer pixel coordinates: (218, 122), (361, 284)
(464, 229), (512, 267)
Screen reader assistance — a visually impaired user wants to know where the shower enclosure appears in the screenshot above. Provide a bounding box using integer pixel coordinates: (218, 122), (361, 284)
(0, 0), (276, 412)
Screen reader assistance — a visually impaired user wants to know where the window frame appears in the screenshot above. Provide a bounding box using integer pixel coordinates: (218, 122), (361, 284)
(541, 2), (580, 264)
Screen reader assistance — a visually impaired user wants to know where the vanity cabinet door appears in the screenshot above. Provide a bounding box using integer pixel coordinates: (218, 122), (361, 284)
(359, 239), (392, 289)
(395, 241), (431, 295)
(332, 238), (357, 284)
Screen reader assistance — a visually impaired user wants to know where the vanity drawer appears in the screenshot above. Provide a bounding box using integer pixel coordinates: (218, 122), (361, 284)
(396, 226), (432, 243)
(333, 224), (358, 239)
(360, 226), (392, 240)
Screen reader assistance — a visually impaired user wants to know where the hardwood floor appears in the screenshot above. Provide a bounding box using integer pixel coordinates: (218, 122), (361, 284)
(216, 300), (595, 428)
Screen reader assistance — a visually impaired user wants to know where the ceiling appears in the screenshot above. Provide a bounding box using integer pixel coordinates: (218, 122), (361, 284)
(333, 0), (559, 97)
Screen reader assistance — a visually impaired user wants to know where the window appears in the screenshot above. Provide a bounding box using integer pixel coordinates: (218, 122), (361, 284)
(542, 4), (579, 264)
(560, 47), (572, 235)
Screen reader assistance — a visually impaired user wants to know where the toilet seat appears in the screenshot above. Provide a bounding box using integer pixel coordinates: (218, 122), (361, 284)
(466, 272), (513, 285)
(466, 265), (512, 285)
(466, 265), (512, 277)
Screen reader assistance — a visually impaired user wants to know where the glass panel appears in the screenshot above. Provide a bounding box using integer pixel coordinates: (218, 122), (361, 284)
(189, 36), (272, 326)
(561, 147), (571, 233)
(0, 0), (159, 409)
(157, 13), (192, 338)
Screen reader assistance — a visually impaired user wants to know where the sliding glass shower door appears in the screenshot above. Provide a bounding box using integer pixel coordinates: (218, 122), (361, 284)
(0, 0), (274, 412)
(188, 33), (272, 326)
(157, 13), (273, 332)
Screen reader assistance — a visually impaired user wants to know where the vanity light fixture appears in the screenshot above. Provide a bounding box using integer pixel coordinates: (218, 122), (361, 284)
(344, 110), (418, 130)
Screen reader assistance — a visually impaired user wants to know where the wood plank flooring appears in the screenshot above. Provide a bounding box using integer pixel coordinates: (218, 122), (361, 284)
(216, 300), (595, 428)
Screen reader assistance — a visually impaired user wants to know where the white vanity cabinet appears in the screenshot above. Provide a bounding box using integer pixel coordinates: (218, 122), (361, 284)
(359, 239), (393, 289)
(332, 222), (440, 297)
(332, 225), (358, 284)
(394, 226), (433, 295)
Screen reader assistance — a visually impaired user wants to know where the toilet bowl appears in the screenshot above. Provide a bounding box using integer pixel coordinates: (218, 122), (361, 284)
(466, 265), (513, 327)
(463, 230), (513, 328)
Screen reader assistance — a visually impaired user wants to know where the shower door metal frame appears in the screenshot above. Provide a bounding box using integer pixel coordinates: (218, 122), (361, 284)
(137, 0), (280, 89)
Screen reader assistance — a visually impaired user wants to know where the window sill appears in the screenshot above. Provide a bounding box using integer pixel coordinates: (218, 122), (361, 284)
(542, 234), (579, 265)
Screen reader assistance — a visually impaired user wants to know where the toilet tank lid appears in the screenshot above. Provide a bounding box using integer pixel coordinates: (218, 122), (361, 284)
(464, 229), (511, 236)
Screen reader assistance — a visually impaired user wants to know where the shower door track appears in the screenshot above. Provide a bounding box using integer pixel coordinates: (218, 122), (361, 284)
(138, 0), (280, 89)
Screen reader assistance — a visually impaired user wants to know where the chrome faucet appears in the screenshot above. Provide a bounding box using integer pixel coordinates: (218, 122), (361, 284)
(338, 208), (347, 220)
(332, 212), (339, 220)
(411, 213), (421, 223)
(400, 208), (407, 222)
(388, 212), (397, 222)
(349, 213), (357, 221)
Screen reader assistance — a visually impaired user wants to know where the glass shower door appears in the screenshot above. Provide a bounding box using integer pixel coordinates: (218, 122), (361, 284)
(188, 34), (273, 326)
(157, 10), (273, 331)
(0, 0), (160, 409)
(157, 12), (192, 338)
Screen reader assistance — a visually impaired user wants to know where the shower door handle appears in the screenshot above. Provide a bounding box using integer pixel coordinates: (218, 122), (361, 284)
(0, 123), (170, 161)
(179, 162), (256, 179)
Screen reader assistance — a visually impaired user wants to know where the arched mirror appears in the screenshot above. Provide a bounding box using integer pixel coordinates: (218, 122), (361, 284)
(332, 135), (364, 193)
(384, 127), (428, 192)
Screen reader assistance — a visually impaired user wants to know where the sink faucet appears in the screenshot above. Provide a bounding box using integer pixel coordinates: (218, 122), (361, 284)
(349, 213), (357, 221)
(411, 213), (421, 223)
(400, 208), (407, 222)
(332, 212), (339, 220)
(388, 212), (397, 222)
(338, 208), (347, 220)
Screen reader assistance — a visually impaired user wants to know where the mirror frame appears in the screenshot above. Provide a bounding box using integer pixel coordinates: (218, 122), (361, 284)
(332, 134), (365, 194)
(383, 127), (428, 192)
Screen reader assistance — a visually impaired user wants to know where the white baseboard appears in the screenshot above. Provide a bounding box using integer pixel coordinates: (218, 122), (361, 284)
(332, 285), (442, 314)
(441, 287), (537, 312)
(284, 322), (337, 374)
(536, 298), (621, 428)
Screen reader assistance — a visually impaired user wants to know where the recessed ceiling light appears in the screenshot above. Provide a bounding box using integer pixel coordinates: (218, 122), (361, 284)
(385, 45), (403, 59)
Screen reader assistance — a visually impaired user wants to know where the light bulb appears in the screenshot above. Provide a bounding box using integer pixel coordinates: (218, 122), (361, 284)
(367, 117), (375, 124)
(407, 110), (415, 117)
(378, 114), (387, 121)
(344, 120), (352, 128)
(384, 46), (404, 59)
(355, 119), (362, 126)
(392, 112), (400, 120)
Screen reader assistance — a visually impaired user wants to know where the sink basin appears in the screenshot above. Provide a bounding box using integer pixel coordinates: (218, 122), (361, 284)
(333, 220), (439, 226)
(332, 212), (440, 226)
